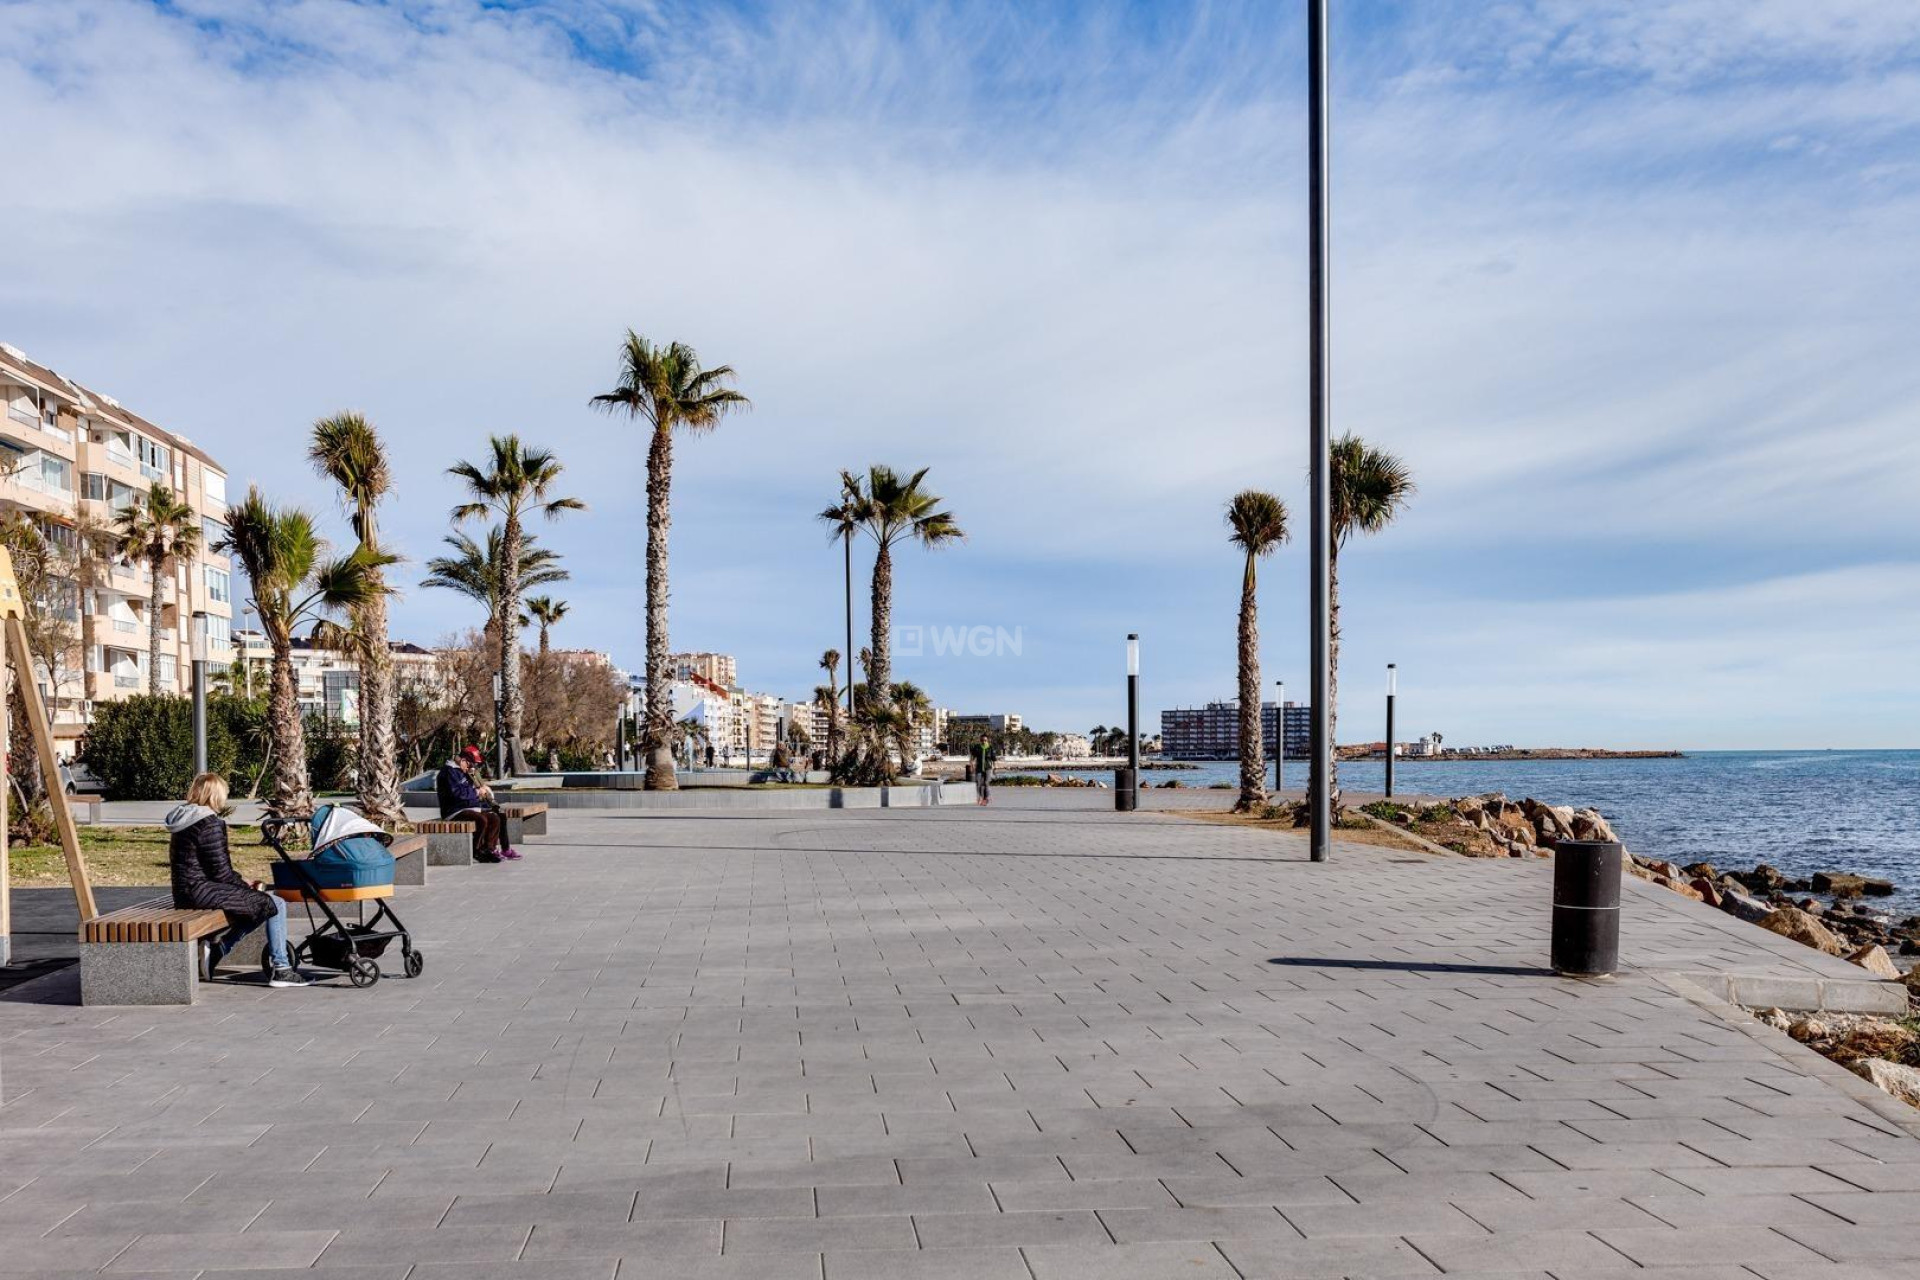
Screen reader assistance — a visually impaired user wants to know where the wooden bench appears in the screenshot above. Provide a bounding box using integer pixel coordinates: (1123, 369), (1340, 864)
(498, 801), (548, 843)
(391, 834), (427, 885)
(80, 898), (229, 1006)
(417, 818), (479, 866)
(72, 793), (104, 825)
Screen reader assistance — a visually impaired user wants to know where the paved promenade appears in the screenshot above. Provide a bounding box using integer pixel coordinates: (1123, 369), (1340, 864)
(3, 804), (1917, 1279)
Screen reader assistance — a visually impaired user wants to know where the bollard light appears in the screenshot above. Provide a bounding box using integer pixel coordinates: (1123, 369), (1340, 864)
(1116, 633), (1140, 811)
(1274, 679), (1285, 793)
(1384, 662), (1397, 799)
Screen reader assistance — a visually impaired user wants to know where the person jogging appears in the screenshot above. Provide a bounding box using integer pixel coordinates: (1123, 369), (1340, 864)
(971, 738), (996, 805)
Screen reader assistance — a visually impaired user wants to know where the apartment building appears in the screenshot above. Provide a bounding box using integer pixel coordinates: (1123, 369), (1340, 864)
(1160, 700), (1313, 761)
(669, 651), (737, 688)
(234, 631), (442, 724)
(0, 341), (234, 757)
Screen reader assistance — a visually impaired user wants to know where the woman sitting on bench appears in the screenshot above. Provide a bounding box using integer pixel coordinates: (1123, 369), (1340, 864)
(167, 772), (308, 988)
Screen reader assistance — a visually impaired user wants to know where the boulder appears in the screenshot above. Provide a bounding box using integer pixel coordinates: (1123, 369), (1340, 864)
(1789, 1017), (1831, 1043)
(1903, 967), (1920, 995)
(1689, 877), (1723, 908)
(1812, 871), (1868, 898)
(1654, 875), (1705, 902)
(1719, 888), (1773, 923)
(1682, 861), (1719, 880)
(1758, 907), (1849, 957)
(1863, 879), (1896, 897)
(1570, 808), (1619, 844)
(1756, 1008), (1792, 1032)
(1851, 1059), (1920, 1109)
(1741, 864), (1788, 892)
(1522, 799), (1577, 844)
(1647, 859), (1685, 882)
(1846, 945), (1901, 980)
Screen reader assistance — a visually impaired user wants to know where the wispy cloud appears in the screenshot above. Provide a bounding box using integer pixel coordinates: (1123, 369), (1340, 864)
(1, 1), (1913, 745)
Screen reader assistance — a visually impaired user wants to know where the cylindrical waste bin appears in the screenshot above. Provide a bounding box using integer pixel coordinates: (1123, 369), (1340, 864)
(1552, 840), (1623, 976)
(1114, 767), (1137, 811)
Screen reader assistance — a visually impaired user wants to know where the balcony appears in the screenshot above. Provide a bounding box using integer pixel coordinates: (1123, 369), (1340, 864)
(113, 674), (138, 690)
(112, 618), (138, 633)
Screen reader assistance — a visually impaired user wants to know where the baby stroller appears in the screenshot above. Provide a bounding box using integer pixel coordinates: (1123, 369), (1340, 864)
(262, 805), (423, 988)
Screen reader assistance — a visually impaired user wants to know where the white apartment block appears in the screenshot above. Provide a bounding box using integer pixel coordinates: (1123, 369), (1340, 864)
(1049, 733), (1092, 759)
(234, 630), (442, 725)
(0, 341), (235, 757)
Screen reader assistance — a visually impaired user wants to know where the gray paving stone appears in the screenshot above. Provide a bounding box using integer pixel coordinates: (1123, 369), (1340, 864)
(109, 1229), (338, 1271)
(4, 807), (1919, 1280)
(821, 1247), (1029, 1280)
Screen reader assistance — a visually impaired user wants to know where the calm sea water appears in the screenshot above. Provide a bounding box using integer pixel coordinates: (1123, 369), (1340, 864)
(1012, 751), (1920, 911)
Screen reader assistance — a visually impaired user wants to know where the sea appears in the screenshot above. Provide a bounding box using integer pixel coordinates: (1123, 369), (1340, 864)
(1007, 750), (1920, 913)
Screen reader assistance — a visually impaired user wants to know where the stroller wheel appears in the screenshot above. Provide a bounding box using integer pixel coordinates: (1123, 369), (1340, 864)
(348, 957), (380, 988)
(404, 949), (425, 978)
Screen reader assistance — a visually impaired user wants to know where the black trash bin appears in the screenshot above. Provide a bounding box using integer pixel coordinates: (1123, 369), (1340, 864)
(1551, 840), (1623, 976)
(1114, 767), (1137, 811)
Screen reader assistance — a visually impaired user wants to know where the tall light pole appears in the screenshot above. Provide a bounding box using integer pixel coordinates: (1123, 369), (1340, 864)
(491, 671), (506, 779)
(1385, 663), (1397, 799)
(844, 528), (855, 724)
(1116, 633), (1140, 812)
(1274, 679), (1285, 793)
(1307, 0), (1333, 863)
(190, 611), (209, 776)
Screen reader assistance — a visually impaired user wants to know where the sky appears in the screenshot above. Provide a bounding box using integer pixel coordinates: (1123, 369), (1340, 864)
(3, 0), (1918, 750)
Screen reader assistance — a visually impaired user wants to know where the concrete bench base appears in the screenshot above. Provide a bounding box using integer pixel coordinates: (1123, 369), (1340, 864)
(81, 940), (200, 1006)
(421, 822), (477, 866)
(500, 804), (548, 839)
(394, 845), (427, 885)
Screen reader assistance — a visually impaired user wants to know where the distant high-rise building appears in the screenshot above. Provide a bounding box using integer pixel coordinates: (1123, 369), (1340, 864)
(1160, 701), (1311, 760)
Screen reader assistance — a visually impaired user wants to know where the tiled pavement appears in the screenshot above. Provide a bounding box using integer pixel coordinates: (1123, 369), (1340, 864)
(2, 805), (1918, 1280)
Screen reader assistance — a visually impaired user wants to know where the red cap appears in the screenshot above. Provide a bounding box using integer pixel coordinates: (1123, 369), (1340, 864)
(461, 745), (484, 762)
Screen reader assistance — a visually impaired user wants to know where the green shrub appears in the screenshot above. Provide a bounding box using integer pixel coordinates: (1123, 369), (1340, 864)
(78, 695), (239, 800)
(1361, 800), (1407, 821)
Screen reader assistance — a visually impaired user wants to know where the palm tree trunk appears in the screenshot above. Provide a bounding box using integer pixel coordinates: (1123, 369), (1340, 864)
(643, 423), (678, 790)
(538, 623), (550, 655)
(1328, 546), (1341, 802)
(146, 548), (164, 696)
(1235, 556), (1265, 813)
(499, 511), (529, 776)
(356, 579), (401, 824)
(868, 541), (893, 703)
(268, 633), (312, 817)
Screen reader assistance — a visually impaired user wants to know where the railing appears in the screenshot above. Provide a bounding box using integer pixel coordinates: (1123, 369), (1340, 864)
(112, 618), (137, 633)
(113, 674), (138, 689)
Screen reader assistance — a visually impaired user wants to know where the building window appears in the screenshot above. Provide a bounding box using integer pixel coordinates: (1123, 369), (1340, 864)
(158, 655), (176, 686)
(82, 472), (106, 501)
(202, 470), (226, 504)
(137, 436), (170, 481)
(202, 613), (231, 651)
(203, 515), (225, 546)
(204, 565), (231, 604)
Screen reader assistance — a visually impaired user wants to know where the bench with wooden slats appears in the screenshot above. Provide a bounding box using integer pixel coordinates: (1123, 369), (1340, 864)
(417, 818), (480, 867)
(82, 897), (229, 944)
(416, 819), (476, 834)
(498, 801), (548, 838)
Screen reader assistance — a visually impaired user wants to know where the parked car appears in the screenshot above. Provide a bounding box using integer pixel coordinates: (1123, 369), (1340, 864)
(59, 760), (103, 795)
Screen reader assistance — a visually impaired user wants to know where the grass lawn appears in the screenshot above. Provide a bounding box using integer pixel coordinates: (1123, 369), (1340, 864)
(8, 825), (280, 888)
(1178, 808), (1445, 853)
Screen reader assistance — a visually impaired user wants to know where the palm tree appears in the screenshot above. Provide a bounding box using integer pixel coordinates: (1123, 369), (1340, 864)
(827, 466), (963, 715)
(591, 332), (750, 791)
(68, 512), (114, 716)
(889, 680), (933, 774)
(449, 436), (584, 776)
(524, 596), (568, 654)
(309, 412), (401, 824)
(421, 527), (568, 623)
(818, 480), (862, 724)
(113, 483), (199, 695)
(1327, 434), (1414, 794)
(217, 488), (383, 817)
(1225, 490), (1290, 812)
(817, 648), (842, 762)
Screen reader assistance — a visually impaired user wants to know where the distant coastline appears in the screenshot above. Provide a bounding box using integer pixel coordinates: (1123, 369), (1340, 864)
(1336, 748), (1685, 763)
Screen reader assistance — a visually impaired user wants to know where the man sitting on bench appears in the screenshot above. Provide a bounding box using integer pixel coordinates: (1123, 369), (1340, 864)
(435, 746), (515, 862)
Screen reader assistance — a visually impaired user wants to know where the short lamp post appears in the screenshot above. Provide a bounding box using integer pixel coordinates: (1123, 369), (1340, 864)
(190, 611), (210, 776)
(1384, 663), (1397, 799)
(1274, 679), (1285, 793)
(1116, 633), (1140, 812)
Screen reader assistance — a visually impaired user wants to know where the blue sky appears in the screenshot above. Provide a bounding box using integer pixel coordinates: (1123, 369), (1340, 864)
(4, 0), (1918, 748)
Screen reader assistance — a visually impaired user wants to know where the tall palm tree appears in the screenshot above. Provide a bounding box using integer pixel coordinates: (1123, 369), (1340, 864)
(817, 648), (842, 761)
(889, 680), (933, 774)
(217, 488), (383, 817)
(113, 483), (199, 695)
(449, 436), (584, 776)
(524, 596), (568, 654)
(1225, 490), (1290, 812)
(818, 480), (862, 724)
(420, 527), (568, 622)
(309, 412), (401, 823)
(69, 512), (114, 715)
(1327, 434), (1414, 794)
(591, 332), (749, 791)
(827, 466), (963, 716)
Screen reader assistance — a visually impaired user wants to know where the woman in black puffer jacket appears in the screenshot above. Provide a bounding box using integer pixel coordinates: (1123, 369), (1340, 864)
(167, 772), (307, 987)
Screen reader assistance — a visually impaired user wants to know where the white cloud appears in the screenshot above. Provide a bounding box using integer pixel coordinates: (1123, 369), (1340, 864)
(1, 0), (1914, 743)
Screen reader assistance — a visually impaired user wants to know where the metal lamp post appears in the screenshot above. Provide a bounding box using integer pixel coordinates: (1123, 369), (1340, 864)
(190, 611), (210, 775)
(1116, 634), (1140, 812)
(491, 672), (506, 779)
(1274, 679), (1285, 793)
(1307, 0), (1333, 863)
(1384, 663), (1397, 799)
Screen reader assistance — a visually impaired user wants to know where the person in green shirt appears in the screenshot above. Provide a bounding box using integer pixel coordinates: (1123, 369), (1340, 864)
(971, 738), (997, 805)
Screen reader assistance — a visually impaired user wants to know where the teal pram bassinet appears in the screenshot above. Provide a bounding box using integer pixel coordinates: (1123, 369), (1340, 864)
(270, 805), (396, 891)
